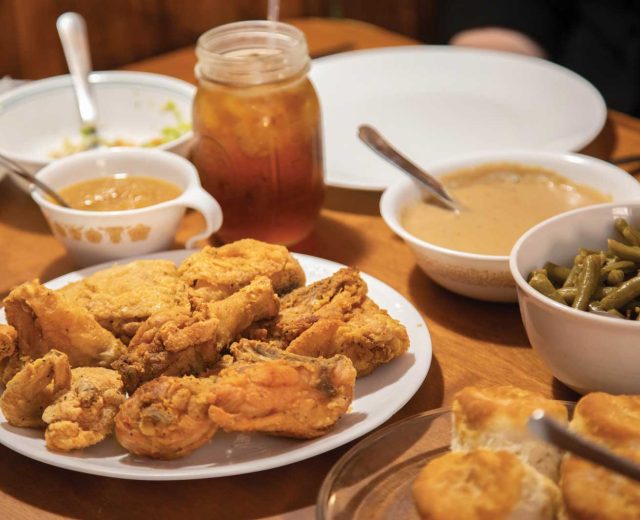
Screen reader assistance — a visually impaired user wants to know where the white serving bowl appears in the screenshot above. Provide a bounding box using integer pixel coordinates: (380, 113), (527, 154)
(32, 148), (222, 267)
(510, 202), (640, 394)
(380, 150), (640, 302)
(0, 71), (195, 189)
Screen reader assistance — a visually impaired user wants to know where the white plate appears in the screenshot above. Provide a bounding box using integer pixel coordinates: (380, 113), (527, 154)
(310, 46), (607, 191)
(0, 251), (431, 480)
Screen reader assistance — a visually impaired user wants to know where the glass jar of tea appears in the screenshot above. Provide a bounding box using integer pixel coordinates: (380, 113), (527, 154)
(193, 21), (324, 245)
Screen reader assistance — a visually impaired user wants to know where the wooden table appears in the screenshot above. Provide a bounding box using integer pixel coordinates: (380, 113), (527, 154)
(1, 17), (640, 520)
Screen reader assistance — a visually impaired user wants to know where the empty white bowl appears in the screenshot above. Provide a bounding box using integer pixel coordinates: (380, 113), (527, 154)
(0, 71), (194, 188)
(510, 202), (640, 394)
(380, 150), (640, 302)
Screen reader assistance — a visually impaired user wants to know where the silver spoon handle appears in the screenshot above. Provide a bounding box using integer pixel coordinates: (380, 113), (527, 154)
(56, 12), (98, 128)
(358, 124), (458, 210)
(528, 410), (640, 483)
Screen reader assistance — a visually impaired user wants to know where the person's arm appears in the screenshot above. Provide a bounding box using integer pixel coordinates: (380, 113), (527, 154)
(437, 0), (569, 58)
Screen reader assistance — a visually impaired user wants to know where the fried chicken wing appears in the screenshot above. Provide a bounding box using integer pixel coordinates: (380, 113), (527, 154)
(42, 367), (126, 452)
(113, 276), (279, 393)
(115, 376), (217, 459)
(0, 350), (71, 428)
(4, 280), (125, 367)
(58, 260), (190, 344)
(208, 340), (356, 438)
(286, 298), (410, 376)
(178, 239), (305, 306)
(253, 267), (368, 343)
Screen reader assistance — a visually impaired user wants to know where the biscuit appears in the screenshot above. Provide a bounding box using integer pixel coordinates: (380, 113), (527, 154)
(452, 385), (568, 480)
(412, 449), (560, 520)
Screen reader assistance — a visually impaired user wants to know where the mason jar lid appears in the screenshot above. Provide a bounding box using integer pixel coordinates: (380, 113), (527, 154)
(196, 21), (310, 86)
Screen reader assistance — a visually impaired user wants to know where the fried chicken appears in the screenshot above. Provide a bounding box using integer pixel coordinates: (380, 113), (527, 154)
(286, 298), (410, 376)
(0, 324), (21, 386)
(208, 340), (356, 439)
(58, 260), (190, 344)
(3, 280), (125, 367)
(112, 276), (279, 393)
(114, 340), (356, 459)
(249, 268), (409, 376)
(0, 350), (71, 428)
(178, 239), (306, 306)
(115, 376), (216, 459)
(42, 367), (126, 452)
(252, 267), (368, 343)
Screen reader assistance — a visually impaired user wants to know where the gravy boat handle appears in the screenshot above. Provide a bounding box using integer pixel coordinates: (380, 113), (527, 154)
(179, 186), (223, 248)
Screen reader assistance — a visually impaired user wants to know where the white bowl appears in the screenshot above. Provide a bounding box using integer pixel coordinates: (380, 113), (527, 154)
(0, 71), (195, 188)
(380, 150), (640, 302)
(510, 202), (640, 394)
(32, 148), (222, 267)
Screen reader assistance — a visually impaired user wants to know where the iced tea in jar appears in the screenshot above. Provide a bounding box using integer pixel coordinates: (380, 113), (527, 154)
(192, 21), (324, 245)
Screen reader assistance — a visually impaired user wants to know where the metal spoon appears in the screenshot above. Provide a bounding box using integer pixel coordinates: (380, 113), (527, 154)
(528, 409), (640, 482)
(0, 152), (70, 207)
(56, 12), (100, 149)
(357, 124), (459, 211)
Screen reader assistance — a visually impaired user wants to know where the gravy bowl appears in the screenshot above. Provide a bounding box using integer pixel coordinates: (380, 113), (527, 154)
(510, 202), (640, 394)
(32, 148), (222, 266)
(380, 150), (640, 302)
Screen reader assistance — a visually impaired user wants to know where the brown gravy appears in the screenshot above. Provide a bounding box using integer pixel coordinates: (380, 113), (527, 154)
(401, 163), (610, 256)
(56, 174), (182, 211)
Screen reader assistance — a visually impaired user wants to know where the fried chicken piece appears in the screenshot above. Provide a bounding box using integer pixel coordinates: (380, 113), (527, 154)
(115, 376), (217, 459)
(252, 267), (368, 343)
(113, 276), (279, 393)
(42, 367), (125, 452)
(178, 239), (306, 306)
(286, 298), (409, 376)
(208, 339), (356, 438)
(58, 260), (191, 344)
(115, 340), (355, 459)
(4, 280), (125, 367)
(0, 324), (22, 386)
(0, 350), (71, 428)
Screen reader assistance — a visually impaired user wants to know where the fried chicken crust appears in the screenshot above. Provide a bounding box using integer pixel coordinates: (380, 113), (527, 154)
(250, 269), (409, 376)
(114, 340), (356, 459)
(286, 298), (409, 376)
(43, 367), (126, 452)
(178, 239), (305, 306)
(115, 376), (217, 459)
(208, 340), (356, 438)
(112, 276), (279, 393)
(58, 260), (190, 344)
(0, 324), (21, 386)
(3, 280), (125, 367)
(0, 350), (72, 428)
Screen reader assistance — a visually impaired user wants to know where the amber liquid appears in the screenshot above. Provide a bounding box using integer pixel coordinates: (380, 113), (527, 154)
(192, 73), (324, 245)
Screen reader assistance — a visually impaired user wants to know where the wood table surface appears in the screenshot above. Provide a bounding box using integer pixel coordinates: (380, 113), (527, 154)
(1, 17), (640, 520)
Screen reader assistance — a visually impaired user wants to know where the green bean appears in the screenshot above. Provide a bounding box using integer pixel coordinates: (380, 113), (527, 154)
(598, 275), (640, 310)
(616, 218), (640, 246)
(615, 218), (628, 237)
(607, 309), (626, 319)
(543, 262), (571, 286)
(623, 228), (640, 246)
(608, 239), (640, 262)
(601, 260), (636, 274)
(607, 269), (625, 286)
(573, 254), (602, 311)
(528, 270), (567, 305)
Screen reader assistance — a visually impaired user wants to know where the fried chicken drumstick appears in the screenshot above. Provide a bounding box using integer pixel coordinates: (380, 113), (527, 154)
(112, 276), (279, 393)
(115, 340), (356, 459)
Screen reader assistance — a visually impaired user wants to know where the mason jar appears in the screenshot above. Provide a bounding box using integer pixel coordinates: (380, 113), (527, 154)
(192, 21), (324, 245)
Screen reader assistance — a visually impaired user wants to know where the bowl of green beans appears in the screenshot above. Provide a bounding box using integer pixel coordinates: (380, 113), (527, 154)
(510, 203), (640, 394)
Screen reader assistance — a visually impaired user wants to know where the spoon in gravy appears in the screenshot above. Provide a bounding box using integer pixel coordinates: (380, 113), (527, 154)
(358, 124), (460, 212)
(0, 152), (70, 208)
